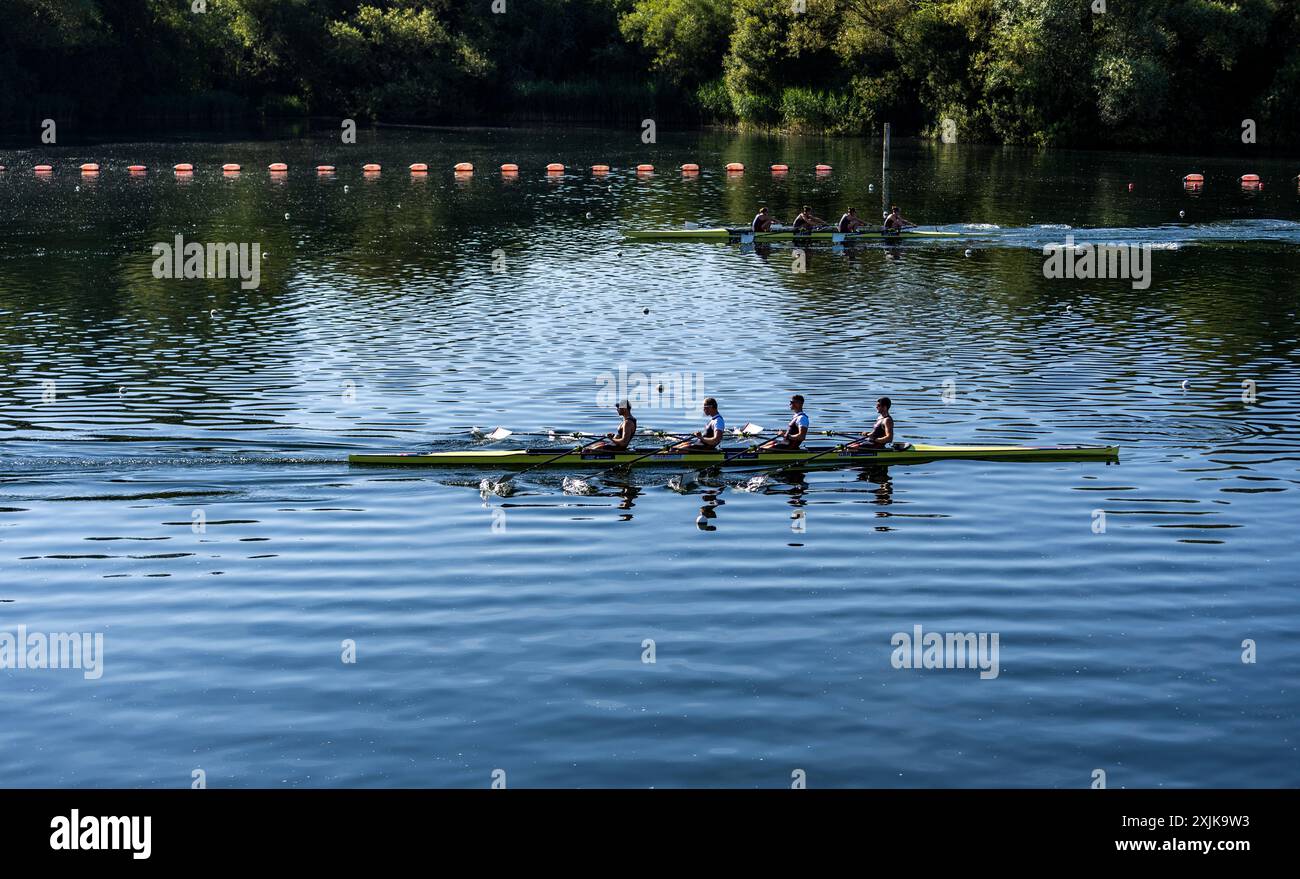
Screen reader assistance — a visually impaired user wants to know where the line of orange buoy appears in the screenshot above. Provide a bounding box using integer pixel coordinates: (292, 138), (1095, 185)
(10, 163), (1294, 192)
(1180, 171), (1272, 191)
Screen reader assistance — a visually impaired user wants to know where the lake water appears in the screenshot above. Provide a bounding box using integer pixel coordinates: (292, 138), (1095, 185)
(1, 128), (1297, 788)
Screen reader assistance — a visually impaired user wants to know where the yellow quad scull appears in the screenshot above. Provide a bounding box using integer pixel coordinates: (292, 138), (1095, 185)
(348, 443), (1119, 468)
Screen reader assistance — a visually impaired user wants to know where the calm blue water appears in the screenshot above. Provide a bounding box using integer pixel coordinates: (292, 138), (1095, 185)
(1, 129), (1297, 787)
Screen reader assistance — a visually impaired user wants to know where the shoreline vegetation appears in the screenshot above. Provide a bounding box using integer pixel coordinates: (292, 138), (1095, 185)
(3, 1), (1299, 147)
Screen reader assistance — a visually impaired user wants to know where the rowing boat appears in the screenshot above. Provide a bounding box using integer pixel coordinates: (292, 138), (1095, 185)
(623, 227), (962, 242)
(348, 443), (1119, 468)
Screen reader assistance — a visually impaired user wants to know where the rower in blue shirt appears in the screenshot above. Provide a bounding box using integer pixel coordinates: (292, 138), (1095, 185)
(761, 395), (810, 449)
(673, 397), (726, 450)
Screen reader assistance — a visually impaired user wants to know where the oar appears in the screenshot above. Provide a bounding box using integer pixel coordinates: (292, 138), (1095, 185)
(717, 423), (777, 464)
(480, 435), (611, 494)
(780, 434), (880, 468)
(567, 430), (698, 482)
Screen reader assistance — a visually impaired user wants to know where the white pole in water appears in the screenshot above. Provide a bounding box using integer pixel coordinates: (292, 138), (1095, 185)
(882, 122), (892, 219)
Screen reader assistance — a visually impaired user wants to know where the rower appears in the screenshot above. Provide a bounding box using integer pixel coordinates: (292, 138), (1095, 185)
(590, 399), (636, 452)
(838, 207), (868, 233)
(882, 205), (916, 234)
(852, 397), (895, 448)
(792, 205), (827, 232)
(752, 207), (776, 232)
(674, 397), (725, 450)
(761, 395), (810, 449)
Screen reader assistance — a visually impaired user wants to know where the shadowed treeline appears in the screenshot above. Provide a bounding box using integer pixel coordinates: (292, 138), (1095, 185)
(2, 1), (1299, 146)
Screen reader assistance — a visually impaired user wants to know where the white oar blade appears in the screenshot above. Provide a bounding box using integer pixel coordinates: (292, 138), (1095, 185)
(734, 422), (764, 437)
(485, 427), (513, 441)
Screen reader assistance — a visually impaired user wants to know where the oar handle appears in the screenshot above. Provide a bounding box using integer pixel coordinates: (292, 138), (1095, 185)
(719, 433), (778, 464)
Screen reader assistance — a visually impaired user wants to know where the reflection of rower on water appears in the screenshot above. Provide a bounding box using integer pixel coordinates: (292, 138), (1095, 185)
(882, 205), (917, 234)
(838, 207), (868, 232)
(792, 205), (827, 232)
(760, 395), (810, 449)
(672, 397), (725, 450)
(849, 397), (895, 448)
(589, 399), (637, 452)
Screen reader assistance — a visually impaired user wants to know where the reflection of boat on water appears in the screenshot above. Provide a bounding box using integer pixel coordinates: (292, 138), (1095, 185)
(350, 443), (1120, 468)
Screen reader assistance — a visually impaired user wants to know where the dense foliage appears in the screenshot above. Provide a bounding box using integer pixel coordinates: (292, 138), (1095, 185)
(3, 0), (1298, 146)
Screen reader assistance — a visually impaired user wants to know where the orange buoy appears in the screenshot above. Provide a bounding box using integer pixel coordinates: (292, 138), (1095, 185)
(680, 163), (700, 173)
(222, 164), (240, 172)
(815, 164), (832, 172)
(1182, 173), (1204, 188)
(725, 162), (744, 173)
(363, 163), (381, 173)
(590, 164), (610, 173)
(316, 165), (335, 173)
(546, 163), (564, 173)
(499, 163), (518, 173)
(34, 164), (53, 173)
(770, 164), (789, 173)
(80, 163), (100, 173)
(268, 162), (288, 172)
(453, 162), (473, 173)
(174, 163), (194, 172)
(127, 165), (146, 173)
(636, 164), (654, 173)
(1240, 173), (1261, 189)
(408, 163), (428, 173)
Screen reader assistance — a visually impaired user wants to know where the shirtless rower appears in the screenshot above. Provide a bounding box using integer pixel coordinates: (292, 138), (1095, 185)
(761, 395), (810, 449)
(853, 397), (895, 448)
(838, 207), (868, 233)
(882, 205), (916, 234)
(752, 207), (776, 232)
(792, 205), (827, 232)
(590, 399), (637, 451)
